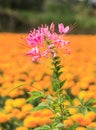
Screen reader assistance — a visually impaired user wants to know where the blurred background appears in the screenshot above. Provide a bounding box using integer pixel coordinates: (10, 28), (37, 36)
(0, 0), (96, 34)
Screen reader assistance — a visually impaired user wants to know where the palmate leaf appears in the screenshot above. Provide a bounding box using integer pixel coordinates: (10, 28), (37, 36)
(85, 98), (96, 106)
(26, 91), (45, 102)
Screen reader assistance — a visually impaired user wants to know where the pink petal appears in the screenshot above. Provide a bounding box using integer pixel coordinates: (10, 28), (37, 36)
(64, 26), (69, 33)
(41, 49), (49, 56)
(58, 23), (64, 34)
(50, 22), (55, 33)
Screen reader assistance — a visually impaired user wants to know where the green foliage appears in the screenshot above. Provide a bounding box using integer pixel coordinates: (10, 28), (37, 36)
(0, 0), (96, 33)
(31, 102), (50, 111)
(26, 55), (96, 130)
(51, 56), (64, 91)
(0, 0), (45, 11)
(77, 97), (96, 115)
(86, 127), (93, 130)
(27, 55), (71, 130)
(26, 91), (45, 102)
(34, 125), (51, 130)
(0, 117), (21, 130)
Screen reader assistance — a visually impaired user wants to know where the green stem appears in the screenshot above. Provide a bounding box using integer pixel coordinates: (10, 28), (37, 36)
(52, 56), (65, 130)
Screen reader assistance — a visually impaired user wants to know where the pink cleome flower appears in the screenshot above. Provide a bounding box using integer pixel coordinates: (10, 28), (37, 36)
(26, 22), (70, 62)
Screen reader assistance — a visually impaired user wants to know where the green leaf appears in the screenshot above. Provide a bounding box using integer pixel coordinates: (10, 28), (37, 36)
(26, 91), (44, 102)
(46, 95), (53, 105)
(52, 72), (58, 78)
(52, 60), (61, 66)
(53, 56), (60, 60)
(34, 125), (51, 130)
(58, 71), (63, 77)
(60, 80), (66, 88)
(8, 84), (25, 93)
(88, 106), (96, 112)
(86, 127), (93, 130)
(56, 65), (63, 71)
(85, 98), (96, 106)
(82, 107), (88, 115)
(56, 123), (64, 128)
(51, 79), (58, 91)
(65, 93), (73, 105)
(31, 102), (50, 111)
(51, 122), (61, 130)
(53, 128), (59, 130)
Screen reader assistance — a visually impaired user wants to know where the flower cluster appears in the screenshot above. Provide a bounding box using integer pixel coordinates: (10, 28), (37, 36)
(26, 22), (70, 62)
(0, 34), (96, 130)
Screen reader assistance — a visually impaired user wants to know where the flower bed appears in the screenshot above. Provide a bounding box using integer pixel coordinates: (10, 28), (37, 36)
(0, 33), (96, 130)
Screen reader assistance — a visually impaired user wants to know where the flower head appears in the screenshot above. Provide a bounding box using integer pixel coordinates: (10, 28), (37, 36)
(26, 22), (70, 62)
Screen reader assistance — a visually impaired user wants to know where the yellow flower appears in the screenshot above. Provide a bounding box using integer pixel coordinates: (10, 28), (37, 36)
(73, 98), (80, 106)
(63, 100), (70, 107)
(68, 108), (77, 115)
(78, 91), (86, 99)
(0, 112), (10, 123)
(4, 105), (13, 112)
(15, 126), (28, 130)
(21, 104), (33, 113)
(5, 99), (13, 106)
(12, 98), (26, 108)
(23, 115), (38, 128)
(76, 127), (87, 130)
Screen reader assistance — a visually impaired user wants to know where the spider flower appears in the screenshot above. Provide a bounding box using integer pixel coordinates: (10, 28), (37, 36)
(26, 22), (70, 62)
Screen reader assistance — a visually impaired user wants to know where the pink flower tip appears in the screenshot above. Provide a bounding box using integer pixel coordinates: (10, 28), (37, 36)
(58, 23), (69, 34)
(50, 22), (55, 33)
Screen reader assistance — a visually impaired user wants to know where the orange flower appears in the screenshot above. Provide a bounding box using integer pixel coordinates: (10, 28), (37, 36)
(64, 119), (73, 128)
(12, 98), (26, 108)
(0, 112), (10, 123)
(88, 122), (96, 129)
(84, 91), (95, 101)
(21, 103), (33, 113)
(0, 34), (96, 129)
(71, 113), (91, 126)
(23, 115), (39, 128)
(85, 111), (96, 122)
